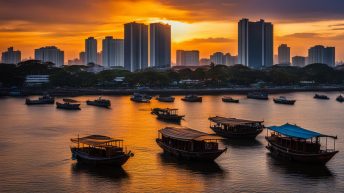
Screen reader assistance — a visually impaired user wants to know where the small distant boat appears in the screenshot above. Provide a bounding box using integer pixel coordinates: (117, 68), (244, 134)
(63, 98), (79, 103)
(266, 123), (338, 164)
(181, 95), (202, 102)
(26, 95), (55, 105)
(151, 108), (185, 123)
(247, 92), (269, 100)
(273, 96), (296, 105)
(130, 93), (151, 103)
(222, 96), (239, 103)
(70, 135), (134, 166)
(156, 95), (175, 102)
(156, 127), (226, 161)
(209, 116), (264, 139)
(314, 94), (330, 100)
(86, 97), (111, 108)
(336, 95), (344, 103)
(56, 102), (81, 110)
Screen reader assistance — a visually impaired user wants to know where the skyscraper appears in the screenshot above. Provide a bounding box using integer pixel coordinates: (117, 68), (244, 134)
(102, 36), (124, 68)
(278, 44), (291, 65)
(1, 47), (21, 64)
(238, 19), (273, 69)
(150, 23), (171, 68)
(292, 56), (306, 67)
(308, 45), (335, 67)
(79, 52), (85, 64)
(210, 52), (225, 65)
(34, 46), (64, 67)
(176, 50), (199, 66)
(124, 22), (148, 72)
(85, 37), (97, 64)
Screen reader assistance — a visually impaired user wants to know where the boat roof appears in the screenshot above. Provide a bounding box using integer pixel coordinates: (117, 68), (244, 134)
(71, 135), (123, 146)
(209, 116), (263, 126)
(268, 123), (337, 139)
(159, 127), (223, 141)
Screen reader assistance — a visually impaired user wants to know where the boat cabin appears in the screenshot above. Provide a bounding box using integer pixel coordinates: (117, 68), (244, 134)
(152, 108), (179, 116)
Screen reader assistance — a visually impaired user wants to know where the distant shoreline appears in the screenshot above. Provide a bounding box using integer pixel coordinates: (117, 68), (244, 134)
(1, 86), (344, 97)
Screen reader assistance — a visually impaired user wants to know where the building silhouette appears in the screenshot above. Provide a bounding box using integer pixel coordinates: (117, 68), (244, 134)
(176, 50), (199, 66)
(238, 19), (273, 69)
(292, 56), (306, 67)
(278, 44), (291, 65)
(79, 52), (85, 64)
(124, 22), (148, 72)
(34, 46), (64, 67)
(308, 45), (335, 67)
(85, 37), (97, 64)
(150, 23), (171, 68)
(102, 37), (124, 68)
(1, 47), (21, 64)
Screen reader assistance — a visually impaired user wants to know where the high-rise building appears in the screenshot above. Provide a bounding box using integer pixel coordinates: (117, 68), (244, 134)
(1, 47), (21, 64)
(278, 44), (291, 65)
(150, 23), (171, 68)
(308, 45), (335, 67)
(97, 52), (102, 65)
(124, 22), (148, 72)
(292, 56), (306, 67)
(79, 52), (85, 64)
(102, 36), (124, 68)
(224, 53), (238, 66)
(200, 58), (210, 66)
(85, 37), (97, 64)
(210, 52), (225, 65)
(238, 19), (273, 69)
(34, 46), (64, 67)
(176, 50), (199, 66)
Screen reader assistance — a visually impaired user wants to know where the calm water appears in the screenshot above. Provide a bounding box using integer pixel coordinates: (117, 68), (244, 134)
(0, 92), (343, 192)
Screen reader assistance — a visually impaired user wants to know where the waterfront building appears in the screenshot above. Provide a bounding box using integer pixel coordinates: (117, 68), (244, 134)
(238, 18), (273, 69)
(79, 52), (85, 65)
(210, 52), (225, 65)
(150, 23), (171, 68)
(1, 47), (21, 64)
(176, 50), (199, 66)
(85, 37), (97, 64)
(124, 22), (148, 72)
(292, 56), (306, 67)
(34, 46), (64, 67)
(278, 44), (291, 65)
(102, 37), (124, 68)
(308, 45), (335, 67)
(25, 75), (50, 86)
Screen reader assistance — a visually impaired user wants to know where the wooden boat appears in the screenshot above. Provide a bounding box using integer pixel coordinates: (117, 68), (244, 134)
(56, 102), (81, 110)
(70, 135), (134, 166)
(151, 108), (185, 123)
(222, 96), (239, 103)
(273, 96), (296, 105)
(247, 92), (269, 100)
(26, 95), (55, 105)
(181, 95), (202, 102)
(266, 123), (338, 164)
(156, 127), (226, 161)
(86, 97), (111, 108)
(209, 116), (264, 139)
(314, 94), (330, 100)
(156, 95), (175, 102)
(336, 95), (344, 103)
(130, 93), (151, 103)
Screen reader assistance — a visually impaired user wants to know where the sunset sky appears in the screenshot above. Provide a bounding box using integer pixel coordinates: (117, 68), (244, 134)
(0, 0), (344, 63)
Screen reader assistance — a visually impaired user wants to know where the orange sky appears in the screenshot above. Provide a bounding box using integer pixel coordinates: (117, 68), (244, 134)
(0, 0), (343, 63)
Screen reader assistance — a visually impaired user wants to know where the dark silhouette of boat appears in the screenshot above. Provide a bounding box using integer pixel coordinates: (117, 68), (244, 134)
(70, 135), (134, 166)
(56, 101), (80, 110)
(156, 95), (175, 102)
(151, 108), (185, 123)
(63, 98), (79, 103)
(266, 123), (338, 164)
(273, 96), (296, 105)
(181, 95), (202, 102)
(336, 95), (344, 103)
(130, 93), (151, 103)
(314, 94), (330, 100)
(26, 95), (55, 105)
(209, 116), (264, 139)
(156, 127), (226, 161)
(222, 96), (239, 103)
(86, 97), (111, 108)
(247, 92), (269, 100)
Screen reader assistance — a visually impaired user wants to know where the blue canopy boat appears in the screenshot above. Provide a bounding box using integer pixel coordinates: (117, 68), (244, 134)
(266, 123), (338, 164)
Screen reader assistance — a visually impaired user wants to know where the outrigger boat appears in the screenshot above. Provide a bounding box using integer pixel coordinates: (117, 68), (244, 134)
(266, 123), (338, 164)
(130, 93), (151, 103)
(156, 127), (226, 161)
(222, 96), (239, 103)
(56, 101), (81, 110)
(151, 108), (185, 123)
(247, 92), (269, 100)
(209, 116), (264, 139)
(156, 95), (175, 102)
(26, 95), (55, 105)
(181, 95), (202, 102)
(86, 97), (111, 108)
(70, 135), (134, 166)
(273, 96), (296, 105)
(314, 94), (330, 100)
(336, 95), (344, 103)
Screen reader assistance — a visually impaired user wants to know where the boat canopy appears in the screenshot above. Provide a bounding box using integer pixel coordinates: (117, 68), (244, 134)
(209, 116), (263, 126)
(71, 135), (123, 146)
(159, 127), (224, 141)
(268, 123), (337, 139)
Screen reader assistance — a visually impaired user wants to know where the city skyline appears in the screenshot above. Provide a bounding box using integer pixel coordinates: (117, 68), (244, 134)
(0, 0), (343, 62)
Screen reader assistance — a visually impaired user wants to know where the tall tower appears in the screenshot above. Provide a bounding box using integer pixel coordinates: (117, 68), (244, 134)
(150, 23), (171, 68)
(278, 44), (291, 65)
(85, 37), (97, 64)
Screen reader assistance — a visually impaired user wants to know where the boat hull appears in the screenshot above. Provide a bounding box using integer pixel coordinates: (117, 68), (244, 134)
(71, 148), (131, 166)
(181, 98), (202, 102)
(56, 102), (80, 110)
(26, 99), (55, 105)
(156, 115), (184, 123)
(210, 126), (263, 139)
(156, 139), (226, 161)
(222, 98), (239, 103)
(130, 98), (150, 103)
(273, 99), (296, 105)
(157, 97), (175, 102)
(86, 101), (111, 108)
